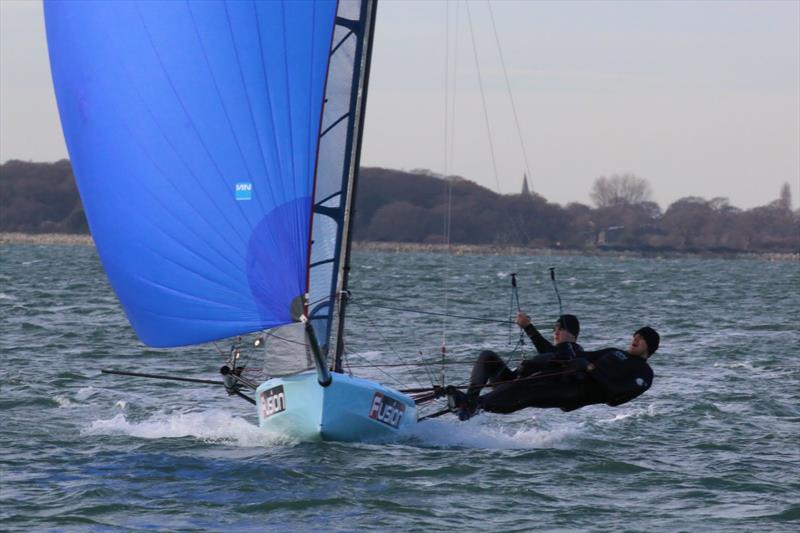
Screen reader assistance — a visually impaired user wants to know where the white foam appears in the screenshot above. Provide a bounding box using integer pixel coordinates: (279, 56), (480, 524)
(83, 409), (297, 447)
(714, 402), (747, 415)
(597, 403), (658, 423)
(404, 415), (583, 449)
(0, 292), (16, 301)
(710, 360), (785, 379)
(601, 412), (636, 423)
(76, 387), (98, 401)
(713, 361), (756, 370)
(54, 395), (74, 408)
(53, 387), (102, 407)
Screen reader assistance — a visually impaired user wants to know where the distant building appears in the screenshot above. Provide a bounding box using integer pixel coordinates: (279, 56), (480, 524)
(521, 173), (532, 197)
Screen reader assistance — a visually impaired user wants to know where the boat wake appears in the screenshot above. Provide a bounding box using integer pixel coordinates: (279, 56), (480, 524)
(82, 407), (583, 450)
(404, 415), (584, 450)
(83, 409), (297, 447)
(596, 403), (659, 424)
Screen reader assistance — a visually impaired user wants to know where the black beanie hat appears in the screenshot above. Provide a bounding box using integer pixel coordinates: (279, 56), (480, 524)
(635, 326), (660, 355)
(556, 314), (580, 338)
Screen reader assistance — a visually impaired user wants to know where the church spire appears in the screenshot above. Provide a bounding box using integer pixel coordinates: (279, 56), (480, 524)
(521, 173), (532, 196)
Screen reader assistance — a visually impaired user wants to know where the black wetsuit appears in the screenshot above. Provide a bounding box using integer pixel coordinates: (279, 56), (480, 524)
(578, 348), (654, 408)
(517, 323), (582, 376)
(465, 322), (583, 405)
(468, 341), (653, 414)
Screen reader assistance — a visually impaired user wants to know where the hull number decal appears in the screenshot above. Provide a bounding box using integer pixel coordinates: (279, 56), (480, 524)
(368, 392), (405, 428)
(260, 385), (286, 419)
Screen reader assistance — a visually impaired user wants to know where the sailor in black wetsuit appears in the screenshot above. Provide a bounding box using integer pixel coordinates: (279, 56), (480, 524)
(449, 312), (583, 420)
(514, 311), (582, 376)
(448, 324), (660, 420)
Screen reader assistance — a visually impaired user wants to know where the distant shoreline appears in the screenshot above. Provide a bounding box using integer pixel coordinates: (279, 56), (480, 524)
(352, 241), (799, 261)
(0, 232), (94, 246)
(1, 232), (796, 261)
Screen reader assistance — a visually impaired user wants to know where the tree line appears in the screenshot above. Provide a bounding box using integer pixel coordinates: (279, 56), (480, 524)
(2, 159), (797, 253)
(1, 159), (88, 234)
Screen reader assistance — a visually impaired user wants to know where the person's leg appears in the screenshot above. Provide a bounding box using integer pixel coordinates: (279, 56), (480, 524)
(478, 379), (585, 414)
(446, 350), (516, 420)
(466, 350), (516, 403)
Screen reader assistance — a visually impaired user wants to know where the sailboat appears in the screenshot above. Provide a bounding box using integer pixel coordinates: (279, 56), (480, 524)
(45, 0), (421, 441)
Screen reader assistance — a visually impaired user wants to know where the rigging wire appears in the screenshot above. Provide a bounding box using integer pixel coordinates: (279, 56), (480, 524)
(212, 341), (228, 359)
(410, 366), (579, 401)
(508, 272), (521, 342)
(464, 0), (502, 193)
(439, 0), (455, 389)
(465, 0), (529, 345)
(549, 267), (564, 316)
(446, 1), (462, 177)
(506, 272), (529, 365)
(325, 2), (537, 396)
(361, 299), (513, 325)
(348, 298), (437, 390)
(486, 0), (533, 188)
(345, 359), (475, 369)
(193, 5), (541, 404)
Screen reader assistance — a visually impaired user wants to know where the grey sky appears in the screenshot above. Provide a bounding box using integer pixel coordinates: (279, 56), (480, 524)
(1, 0), (798, 210)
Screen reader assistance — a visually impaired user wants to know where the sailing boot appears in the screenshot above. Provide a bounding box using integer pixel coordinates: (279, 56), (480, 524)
(445, 386), (476, 421)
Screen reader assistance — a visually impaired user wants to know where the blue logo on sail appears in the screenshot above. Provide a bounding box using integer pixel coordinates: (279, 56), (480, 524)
(235, 182), (253, 201)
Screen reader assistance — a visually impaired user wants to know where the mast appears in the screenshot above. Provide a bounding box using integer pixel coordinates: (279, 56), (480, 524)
(333, 0), (378, 372)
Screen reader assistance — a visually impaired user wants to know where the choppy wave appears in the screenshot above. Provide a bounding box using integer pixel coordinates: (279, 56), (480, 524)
(3, 245), (799, 531)
(406, 416), (583, 449)
(53, 395), (75, 408)
(596, 403), (659, 423)
(83, 409), (297, 447)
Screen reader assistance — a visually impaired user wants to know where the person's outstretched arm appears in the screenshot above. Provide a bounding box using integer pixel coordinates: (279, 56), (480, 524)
(516, 311), (555, 354)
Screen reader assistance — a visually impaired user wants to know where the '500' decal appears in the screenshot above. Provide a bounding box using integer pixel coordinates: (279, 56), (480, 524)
(368, 392), (405, 428)
(260, 385), (286, 419)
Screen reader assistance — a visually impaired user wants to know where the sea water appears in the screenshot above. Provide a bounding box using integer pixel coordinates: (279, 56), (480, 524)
(1, 244), (798, 531)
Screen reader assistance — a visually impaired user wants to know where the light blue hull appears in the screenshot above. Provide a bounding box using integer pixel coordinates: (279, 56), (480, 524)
(254, 372), (418, 442)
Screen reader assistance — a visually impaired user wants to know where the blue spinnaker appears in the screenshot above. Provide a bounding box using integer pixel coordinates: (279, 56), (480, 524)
(45, 0), (337, 347)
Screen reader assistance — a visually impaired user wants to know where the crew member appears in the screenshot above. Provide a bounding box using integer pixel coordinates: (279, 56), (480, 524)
(454, 312), (583, 420)
(448, 325), (660, 420)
